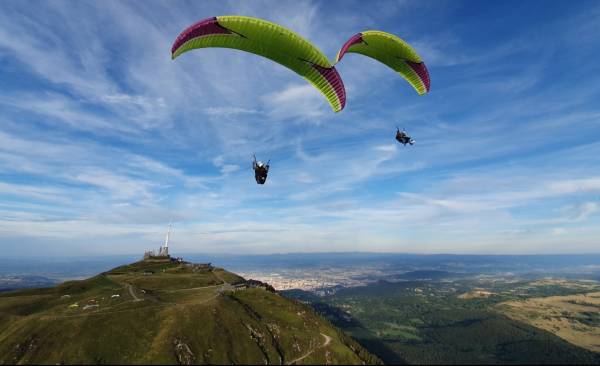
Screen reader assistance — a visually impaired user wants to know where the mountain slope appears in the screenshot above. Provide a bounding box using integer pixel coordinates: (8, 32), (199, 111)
(0, 259), (379, 365)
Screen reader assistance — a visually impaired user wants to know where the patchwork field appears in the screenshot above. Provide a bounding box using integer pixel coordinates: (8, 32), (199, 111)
(284, 278), (600, 364)
(497, 291), (600, 353)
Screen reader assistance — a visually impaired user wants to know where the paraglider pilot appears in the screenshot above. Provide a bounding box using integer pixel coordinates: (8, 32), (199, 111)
(253, 154), (270, 185)
(396, 128), (415, 146)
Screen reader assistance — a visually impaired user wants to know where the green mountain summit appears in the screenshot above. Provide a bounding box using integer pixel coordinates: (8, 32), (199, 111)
(0, 258), (379, 365)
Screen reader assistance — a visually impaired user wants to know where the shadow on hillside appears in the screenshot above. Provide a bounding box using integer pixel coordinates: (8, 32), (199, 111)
(282, 290), (407, 365)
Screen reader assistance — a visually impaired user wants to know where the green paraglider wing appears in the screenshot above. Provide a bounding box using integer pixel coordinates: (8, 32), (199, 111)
(172, 16), (346, 112)
(335, 30), (430, 95)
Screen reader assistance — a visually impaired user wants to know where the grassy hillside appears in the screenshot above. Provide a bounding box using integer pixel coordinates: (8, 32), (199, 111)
(0, 259), (380, 365)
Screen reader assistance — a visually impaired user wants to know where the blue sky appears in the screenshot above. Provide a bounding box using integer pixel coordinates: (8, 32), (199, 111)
(1, 0), (599, 257)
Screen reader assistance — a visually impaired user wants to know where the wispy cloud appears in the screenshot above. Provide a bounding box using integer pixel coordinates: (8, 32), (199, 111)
(204, 106), (260, 117)
(1, 0), (599, 256)
(263, 84), (330, 121)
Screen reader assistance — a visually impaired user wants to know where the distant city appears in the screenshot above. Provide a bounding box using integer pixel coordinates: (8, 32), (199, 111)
(3, 253), (600, 293)
(237, 266), (386, 291)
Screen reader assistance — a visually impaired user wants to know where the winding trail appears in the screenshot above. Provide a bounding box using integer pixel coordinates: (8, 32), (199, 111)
(286, 333), (332, 365)
(39, 292), (221, 320)
(127, 284), (142, 302)
(213, 271), (229, 285)
(164, 284), (221, 293)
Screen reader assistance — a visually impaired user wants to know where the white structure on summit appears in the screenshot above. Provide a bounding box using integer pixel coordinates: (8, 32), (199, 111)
(159, 222), (171, 257)
(144, 223), (172, 259)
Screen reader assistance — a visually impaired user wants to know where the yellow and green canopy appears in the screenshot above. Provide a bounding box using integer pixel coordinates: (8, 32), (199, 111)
(172, 16), (346, 112)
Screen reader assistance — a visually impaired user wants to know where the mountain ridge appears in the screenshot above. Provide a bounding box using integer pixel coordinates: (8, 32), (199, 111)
(0, 258), (380, 365)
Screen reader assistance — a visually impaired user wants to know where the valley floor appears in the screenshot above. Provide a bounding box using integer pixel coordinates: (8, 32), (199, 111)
(284, 278), (600, 364)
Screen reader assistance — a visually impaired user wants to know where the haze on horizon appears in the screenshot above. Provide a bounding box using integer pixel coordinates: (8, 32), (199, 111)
(1, 0), (599, 258)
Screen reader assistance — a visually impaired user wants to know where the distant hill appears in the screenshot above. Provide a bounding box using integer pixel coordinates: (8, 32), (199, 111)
(396, 270), (455, 281)
(0, 275), (59, 292)
(0, 259), (380, 365)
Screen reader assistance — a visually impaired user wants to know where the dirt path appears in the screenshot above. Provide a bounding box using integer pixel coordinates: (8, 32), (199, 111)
(213, 271), (229, 285)
(286, 333), (332, 365)
(39, 293), (221, 320)
(164, 284), (222, 293)
(127, 284), (142, 302)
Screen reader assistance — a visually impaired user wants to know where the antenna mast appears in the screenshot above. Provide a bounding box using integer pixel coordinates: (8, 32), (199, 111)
(164, 222), (172, 249)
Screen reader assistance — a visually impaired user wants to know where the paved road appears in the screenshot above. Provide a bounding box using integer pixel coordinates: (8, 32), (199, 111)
(286, 333), (332, 365)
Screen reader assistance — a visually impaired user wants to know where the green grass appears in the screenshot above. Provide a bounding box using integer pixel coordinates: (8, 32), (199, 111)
(0, 260), (378, 365)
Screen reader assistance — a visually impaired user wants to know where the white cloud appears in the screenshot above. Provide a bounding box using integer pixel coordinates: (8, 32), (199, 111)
(262, 84), (328, 121)
(205, 106), (260, 117)
(573, 202), (598, 220)
(74, 170), (158, 201)
(212, 155), (225, 167)
(0, 93), (129, 134)
(549, 179), (600, 195)
(374, 144), (397, 153)
(220, 164), (240, 175)
(552, 227), (567, 236)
